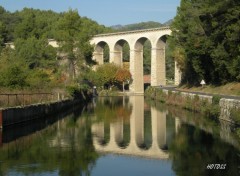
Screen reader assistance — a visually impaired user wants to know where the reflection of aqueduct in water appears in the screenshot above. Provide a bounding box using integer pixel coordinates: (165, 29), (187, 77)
(92, 96), (181, 159)
(90, 27), (182, 94)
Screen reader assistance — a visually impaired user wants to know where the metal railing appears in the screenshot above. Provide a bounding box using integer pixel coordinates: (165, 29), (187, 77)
(0, 93), (65, 107)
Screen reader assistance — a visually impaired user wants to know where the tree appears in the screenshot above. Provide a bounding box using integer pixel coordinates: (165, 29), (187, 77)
(115, 68), (131, 91)
(95, 63), (119, 89)
(14, 37), (57, 69)
(0, 48), (28, 88)
(169, 0), (240, 85)
(55, 9), (97, 82)
(0, 7), (112, 90)
(0, 21), (6, 52)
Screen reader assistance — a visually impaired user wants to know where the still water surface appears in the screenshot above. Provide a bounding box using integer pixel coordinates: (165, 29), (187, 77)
(0, 96), (239, 176)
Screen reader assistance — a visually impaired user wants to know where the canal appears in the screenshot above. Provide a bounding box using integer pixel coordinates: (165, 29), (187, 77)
(0, 96), (239, 176)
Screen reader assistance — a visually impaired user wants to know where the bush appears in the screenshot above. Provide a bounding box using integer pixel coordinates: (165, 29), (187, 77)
(236, 129), (240, 138)
(66, 85), (82, 99)
(0, 65), (28, 89)
(26, 69), (50, 89)
(212, 95), (221, 105)
(231, 108), (240, 124)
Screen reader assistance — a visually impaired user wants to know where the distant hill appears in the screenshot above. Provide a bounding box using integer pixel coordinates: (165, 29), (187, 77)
(163, 19), (173, 26)
(110, 20), (172, 32)
(111, 21), (163, 31)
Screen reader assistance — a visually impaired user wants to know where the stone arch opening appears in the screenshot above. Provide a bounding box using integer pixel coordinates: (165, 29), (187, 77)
(113, 39), (130, 66)
(94, 41), (110, 64)
(158, 35), (175, 85)
(115, 96), (131, 148)
(150, 35), (167, 87)
(97, 122), (110, 146)
(137, 109), (152, 150)
(130, 37), (152, 93)
(114, 39), (130, 90)
(152, 35), (176, 86)
(134, 101), (152, 150)
(115, 122), (130, 149)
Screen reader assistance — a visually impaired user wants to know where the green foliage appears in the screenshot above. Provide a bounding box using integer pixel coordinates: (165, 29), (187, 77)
(66, 83), (91, 100)
(0, 64), (27, 88)
(165, 43), (175, 80)
(0, 6), (110, 91)
(14, 8), (60, 39)
(236, 128), (240, 138)
(145, 87), (166, 102)
(54, 9), (99, 81)
(230, 108), (240, 124)
(122, 43), (130, 62)
(26, 69), (51, 89)
(170, 0), (240, 85)
(82, 64), (132, 91)
(212, 95), (221, 105)
(66, 85), (81, 99)
(95, 63), (119, 88)
(0, 21), (7, 51)
(0, 48), (27, 89)
(143, 40), (151, 75)
(82, 68), (101, 87)
(14, 37), (57, 69)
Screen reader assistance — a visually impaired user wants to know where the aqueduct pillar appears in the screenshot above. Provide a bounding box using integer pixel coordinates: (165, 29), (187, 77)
(151, 47), (166, 86)
(129, 48), (144, 93)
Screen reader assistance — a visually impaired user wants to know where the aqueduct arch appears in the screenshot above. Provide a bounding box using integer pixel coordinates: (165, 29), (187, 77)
(91, 27), (181, 94)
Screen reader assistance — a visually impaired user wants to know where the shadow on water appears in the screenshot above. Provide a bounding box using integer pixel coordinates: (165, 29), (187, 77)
(2, 103), (85, 143)
(0, 102), (99, 176)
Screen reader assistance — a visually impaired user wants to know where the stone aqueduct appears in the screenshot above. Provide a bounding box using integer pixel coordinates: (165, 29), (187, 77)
(90, 27), (181, 94)
(5, 27), (181, 93)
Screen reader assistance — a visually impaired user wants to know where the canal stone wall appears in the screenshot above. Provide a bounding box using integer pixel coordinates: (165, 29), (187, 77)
(162, 89), (213, 103)
(219, 98), (240, 123)
(146, 87), (240, 124)
(0, 99), (80, 128)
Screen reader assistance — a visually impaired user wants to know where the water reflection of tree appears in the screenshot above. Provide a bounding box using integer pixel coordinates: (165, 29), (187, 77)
(93, 97), (132, 148)
(0, 112), (99, 176)
(94, 97), (132, 123)
(169, 124), (239, 176)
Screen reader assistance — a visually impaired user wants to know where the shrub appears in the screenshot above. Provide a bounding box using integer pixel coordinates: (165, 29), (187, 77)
(66, 85), (81, 99)
(212, 95), (221, 105)
(231, 107), (240, 124)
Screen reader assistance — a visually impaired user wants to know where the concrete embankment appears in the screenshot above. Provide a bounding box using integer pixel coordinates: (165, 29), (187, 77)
(0, 99), (82, 128)
(219, 99), (240, 123)
(145, 87), (240, 124)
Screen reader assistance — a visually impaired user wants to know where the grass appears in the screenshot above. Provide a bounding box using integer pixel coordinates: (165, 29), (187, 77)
(177, 82), (240, 96)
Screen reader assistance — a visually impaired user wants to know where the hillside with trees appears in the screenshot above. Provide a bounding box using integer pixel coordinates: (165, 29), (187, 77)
(0, 7), (112, 91)
(169, 0), (240, 86)
(111, 21), (165, 31)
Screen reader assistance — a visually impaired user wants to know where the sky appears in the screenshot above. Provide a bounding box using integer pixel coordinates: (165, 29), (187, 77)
(0, 0), (180, 27)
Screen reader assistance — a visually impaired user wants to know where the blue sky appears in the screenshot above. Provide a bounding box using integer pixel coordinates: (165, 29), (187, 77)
(0, 0), (180, 26)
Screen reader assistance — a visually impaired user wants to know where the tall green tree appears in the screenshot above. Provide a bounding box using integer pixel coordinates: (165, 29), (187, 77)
(169, 0), (240, 85)
(0, 48), (28, 88)
(55, 9), (94, 81)
(14, 8), (60, 40)
(14, 37), (57, 69)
